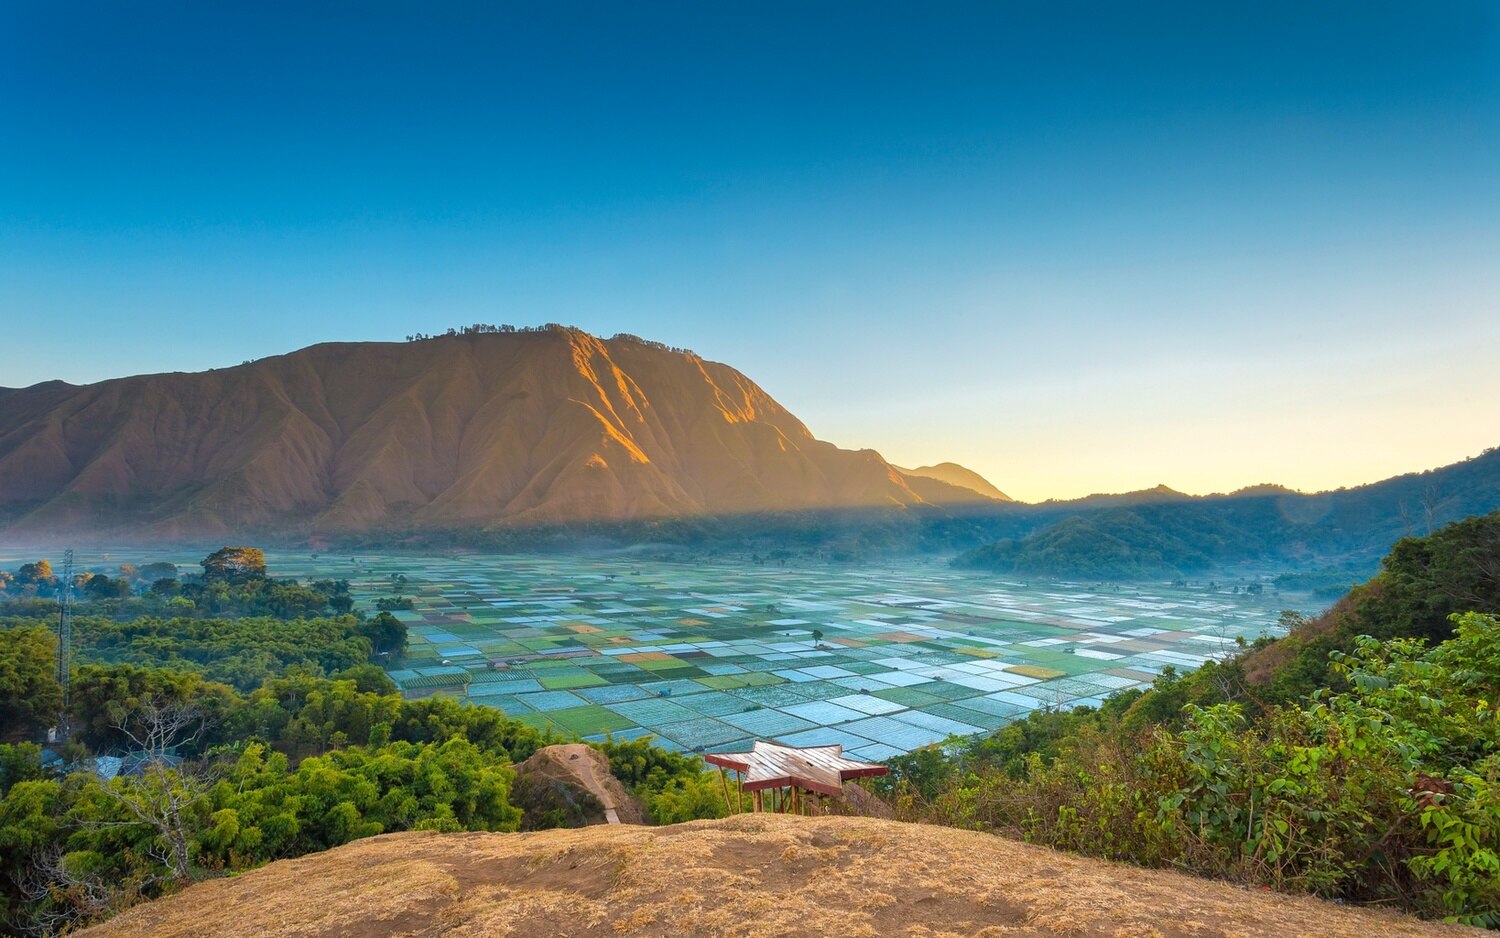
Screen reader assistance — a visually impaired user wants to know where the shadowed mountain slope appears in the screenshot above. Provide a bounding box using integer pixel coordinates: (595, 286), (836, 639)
(0, 329), (933, 540)
(78, 815), (1476, 938)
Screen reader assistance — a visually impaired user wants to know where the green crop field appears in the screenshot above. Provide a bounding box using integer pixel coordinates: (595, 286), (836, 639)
(32, 548), (1297, 761)
(269, 551), (1294, 760)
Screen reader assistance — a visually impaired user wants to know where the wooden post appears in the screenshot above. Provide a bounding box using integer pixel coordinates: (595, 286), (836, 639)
(718, 767), (732, 814)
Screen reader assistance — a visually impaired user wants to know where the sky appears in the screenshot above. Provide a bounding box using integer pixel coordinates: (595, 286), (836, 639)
(2, 2), (1497, 502)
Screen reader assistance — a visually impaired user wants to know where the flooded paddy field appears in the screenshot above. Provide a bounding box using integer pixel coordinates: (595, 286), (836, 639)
(283, 553), (1293, 759)
(17, 549), (1298, 760)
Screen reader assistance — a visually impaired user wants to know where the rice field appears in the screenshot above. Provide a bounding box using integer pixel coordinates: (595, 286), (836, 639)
(11, 547), (1297, 759)
(262, 552), (1294, 760)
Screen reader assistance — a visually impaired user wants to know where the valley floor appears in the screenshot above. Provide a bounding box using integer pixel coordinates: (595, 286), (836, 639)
(7, 548), (1301, 758)
(309, 552), (1297, 756)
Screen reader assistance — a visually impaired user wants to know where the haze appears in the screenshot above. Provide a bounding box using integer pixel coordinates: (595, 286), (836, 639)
(2, 2), (1496, 501)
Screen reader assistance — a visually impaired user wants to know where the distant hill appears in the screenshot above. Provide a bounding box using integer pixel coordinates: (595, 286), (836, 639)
(1034, 483), (1192, 510)
(956, 448), (1500, 579)
(0, 328), (944, 540)
(895, 462), (1012, 501)
(77, 816), (1466, 938)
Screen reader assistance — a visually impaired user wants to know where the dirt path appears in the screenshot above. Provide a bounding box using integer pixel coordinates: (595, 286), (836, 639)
(552, 743), (623, 823)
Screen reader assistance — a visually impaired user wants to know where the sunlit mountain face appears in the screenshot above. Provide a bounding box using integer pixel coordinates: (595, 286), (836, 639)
(0, 328), (1004, 540)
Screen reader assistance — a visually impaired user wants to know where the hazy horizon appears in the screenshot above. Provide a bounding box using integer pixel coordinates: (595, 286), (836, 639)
(4, 2), (1497, 502)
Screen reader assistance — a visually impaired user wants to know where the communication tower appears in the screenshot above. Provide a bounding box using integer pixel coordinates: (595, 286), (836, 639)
(54, 549), (74, 739)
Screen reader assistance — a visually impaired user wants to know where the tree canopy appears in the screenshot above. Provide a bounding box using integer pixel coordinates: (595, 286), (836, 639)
(0, 627), (62, 738)
(200, 547), (267, 584)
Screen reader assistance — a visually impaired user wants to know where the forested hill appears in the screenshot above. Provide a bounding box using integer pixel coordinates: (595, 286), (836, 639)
(890, 511), (1500, 926)
(953, 446), (1500, 579)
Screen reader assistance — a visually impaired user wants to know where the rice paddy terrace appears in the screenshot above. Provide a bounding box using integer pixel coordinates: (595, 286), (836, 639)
(275, 553), (1293, 761)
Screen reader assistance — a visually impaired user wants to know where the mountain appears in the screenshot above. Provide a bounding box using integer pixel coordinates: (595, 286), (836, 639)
(955, 501), (1288, 579)
(7, 324), (1496, 566)
(1227, 483), (1298, 497)
(1034, 482), (1192, 510)
(0, 328), (938, 540)
(895, 462), (1012, 501)
(956, 448), (1500, 579)
(892, 470), (1005, 506)
(77, 816), (1465, 938)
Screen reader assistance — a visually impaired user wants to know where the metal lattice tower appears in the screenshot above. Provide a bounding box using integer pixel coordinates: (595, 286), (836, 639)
(55, 549), (74, 735)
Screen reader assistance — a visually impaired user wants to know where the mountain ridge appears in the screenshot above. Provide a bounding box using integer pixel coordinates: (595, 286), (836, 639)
(895, 461), (1012, 501)
(956, 448), (1500, 578)
(0, 329), (940, 539)
(5, 328), (1498, 569)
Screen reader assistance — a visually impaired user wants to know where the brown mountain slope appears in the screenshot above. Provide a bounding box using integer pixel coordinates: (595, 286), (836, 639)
(897, 462), (1012, 501)
(79, 815), (1475, 938)
(0, 329), (931, 539)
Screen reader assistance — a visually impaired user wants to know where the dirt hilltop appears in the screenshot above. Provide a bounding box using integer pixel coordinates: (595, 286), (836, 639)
(79, 814), (1476, 938)
(511, 743), (647, 827)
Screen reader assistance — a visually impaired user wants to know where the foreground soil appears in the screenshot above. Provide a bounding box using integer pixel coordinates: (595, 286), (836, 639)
(81, 814), (1474, 938)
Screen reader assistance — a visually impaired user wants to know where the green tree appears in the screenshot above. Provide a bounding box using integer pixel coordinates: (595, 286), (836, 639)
(94, 699), (219, 882)
(150, 578), (181, 598)
(68, 665), (239, 755)
(1359, 512), (1500, 645)
(333, 664), (398, 695)
(15, 561), (54, 585)
(0, 626), (63, 738)
(136, 563), (178, 583)
(358, 612), (408, 659)
(83, 575), (133, 601)
(0, 743), (44, 796)
(199, 547), (267, 584)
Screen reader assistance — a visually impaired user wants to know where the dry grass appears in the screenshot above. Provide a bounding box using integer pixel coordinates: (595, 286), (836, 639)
(80, 815), (1476, 938)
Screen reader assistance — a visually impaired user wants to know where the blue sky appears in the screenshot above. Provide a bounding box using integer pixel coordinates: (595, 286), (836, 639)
(2, 2), (1497, 500)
